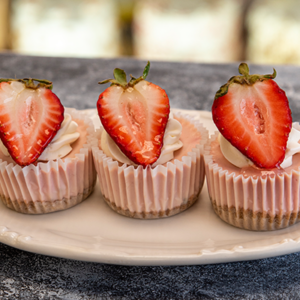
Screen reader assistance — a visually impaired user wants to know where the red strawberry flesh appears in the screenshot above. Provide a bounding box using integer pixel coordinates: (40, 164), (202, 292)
(98, 80), (170, 166)
(0, 80), (64, 166)
(212, 65), (292, 169)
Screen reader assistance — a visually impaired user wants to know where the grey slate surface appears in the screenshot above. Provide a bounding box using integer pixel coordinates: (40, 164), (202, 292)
(1, 53), (300, 299)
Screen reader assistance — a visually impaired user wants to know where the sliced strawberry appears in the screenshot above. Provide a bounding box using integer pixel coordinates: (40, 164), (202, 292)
(212, 63), (292, 169)
(97, 62), (170, 167)
(0, 78), (64, 166)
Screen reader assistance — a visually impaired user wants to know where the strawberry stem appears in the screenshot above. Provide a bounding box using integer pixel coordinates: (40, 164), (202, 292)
(238, 63), (250, 76)
(98, 61), (151, 88)
(113, 68), (127, 86)
(142, 61), (150, 79)
(0, 78), (53, 90)
(215, 63), (277, 100)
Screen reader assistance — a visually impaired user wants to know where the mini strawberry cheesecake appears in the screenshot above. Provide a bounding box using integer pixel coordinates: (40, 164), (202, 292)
(0, 78), (97, 214)
(92, 62), (208, 218)
(204, 63), (300, 230)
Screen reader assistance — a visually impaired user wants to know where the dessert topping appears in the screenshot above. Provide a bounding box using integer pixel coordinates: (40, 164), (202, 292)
(282, 124), (300, 168)
(97, 62), (170, 167)
(38, 113), (79, 160)
(212, 63), (292, 169)
(219, 123), (300, 169)
(0, 113), (80, 161)
(101, 112), (183, 166)
(0, 78), (64, 166)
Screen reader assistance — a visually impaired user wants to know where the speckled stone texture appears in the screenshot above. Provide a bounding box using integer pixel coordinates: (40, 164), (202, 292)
(1, 243), (300, 300)
(1, 53), (300, 299)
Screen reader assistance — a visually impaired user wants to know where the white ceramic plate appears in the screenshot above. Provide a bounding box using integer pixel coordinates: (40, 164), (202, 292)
(1, 109), (300, 266)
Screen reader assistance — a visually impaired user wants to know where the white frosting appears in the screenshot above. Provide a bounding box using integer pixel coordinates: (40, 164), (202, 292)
(39, 113), (80, 160)
(218, 134), (254, 168)
(219, 122), (300, 169)
(0, 113), (80, 161)
(281, 125), (300, 168)
(101, 113), (183, 166)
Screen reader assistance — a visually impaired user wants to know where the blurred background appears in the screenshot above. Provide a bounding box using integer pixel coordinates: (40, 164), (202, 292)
(0, 0), (300, 65)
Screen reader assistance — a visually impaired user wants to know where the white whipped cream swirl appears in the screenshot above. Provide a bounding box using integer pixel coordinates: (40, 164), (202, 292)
(0, 113), (80, 161)
(101, 113), (183, 167)
(219, 123), (300, 169)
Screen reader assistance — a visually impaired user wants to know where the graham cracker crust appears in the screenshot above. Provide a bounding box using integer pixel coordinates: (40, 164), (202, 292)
(102, 192), (200, 219)
(211, 200), (300, 231)
(0, 183), (96, 214)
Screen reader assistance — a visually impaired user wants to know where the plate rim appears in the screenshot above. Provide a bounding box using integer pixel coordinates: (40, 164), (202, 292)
(1, 109), (300, 266)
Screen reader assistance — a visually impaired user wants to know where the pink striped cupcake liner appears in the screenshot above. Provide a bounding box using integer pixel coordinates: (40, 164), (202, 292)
(204, 129), (300, 231)
(0, 108), (97, 214)
(92, 113), (208, 219)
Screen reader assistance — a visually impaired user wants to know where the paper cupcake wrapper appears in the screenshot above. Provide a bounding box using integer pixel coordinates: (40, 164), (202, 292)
(0, 108), (98, 214)
(92, 112), (208, 219)
(204, 132), (300, 231)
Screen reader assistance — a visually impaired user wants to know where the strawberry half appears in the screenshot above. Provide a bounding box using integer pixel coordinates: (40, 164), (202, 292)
(97, 62), (170, 167)
(212, 63), (292, 169)
(0, 78), (64, 166)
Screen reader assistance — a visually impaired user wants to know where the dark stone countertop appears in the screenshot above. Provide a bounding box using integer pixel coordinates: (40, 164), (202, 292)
(1, 53), (300, 299)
